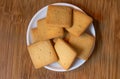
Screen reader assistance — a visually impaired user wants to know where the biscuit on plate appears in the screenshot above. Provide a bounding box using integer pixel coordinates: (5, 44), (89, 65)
(54, 39), (77, 70)
(38, 18), (64, 39)
(65, 33), (95, 60)
(27, 40), (58, 69)
(66, 9), (93, 36)
(31, 18), (64, 43)
(30, 28), (40, 43)
(46, 5), (72, 28)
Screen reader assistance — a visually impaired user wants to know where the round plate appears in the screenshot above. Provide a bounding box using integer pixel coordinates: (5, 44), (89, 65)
(26, 3), (96, 72)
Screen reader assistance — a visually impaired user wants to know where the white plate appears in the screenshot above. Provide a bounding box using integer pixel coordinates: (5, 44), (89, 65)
(26, 3), (96, 72)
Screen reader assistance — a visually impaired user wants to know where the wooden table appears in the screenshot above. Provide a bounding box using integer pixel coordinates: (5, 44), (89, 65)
(0, 0), (119, 79)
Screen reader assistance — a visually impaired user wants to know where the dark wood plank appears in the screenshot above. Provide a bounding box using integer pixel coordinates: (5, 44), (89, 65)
(0, 0), (119, 79)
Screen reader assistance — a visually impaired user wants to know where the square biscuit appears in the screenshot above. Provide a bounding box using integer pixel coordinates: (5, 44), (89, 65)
(27, 40), (58, 69)
(54, 39), (77, 70)
(66, 33), (95, 60)
(31, 18), (64, 43)
(66, 9), (93, 36)
(46, 5), (72, 28)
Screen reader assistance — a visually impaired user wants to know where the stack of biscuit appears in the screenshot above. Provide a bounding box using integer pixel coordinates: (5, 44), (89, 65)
(27, 5), (95, 70)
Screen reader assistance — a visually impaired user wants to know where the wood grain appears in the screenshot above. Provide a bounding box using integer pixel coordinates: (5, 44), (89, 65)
(0, 0), (119, 79)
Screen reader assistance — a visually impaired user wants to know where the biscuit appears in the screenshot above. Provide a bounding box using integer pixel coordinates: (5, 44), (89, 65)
(66, 9), (93, 36)
(30, 28), (40, 43)
(30, 19), (47, 43)
(54, 39), (77, 70)
(31, 18), (64, 43)
(46, 5), (72, 28)
(38, 18), (64, 39)
(27, 40), (58, 69)
(66, 33), (95, 60)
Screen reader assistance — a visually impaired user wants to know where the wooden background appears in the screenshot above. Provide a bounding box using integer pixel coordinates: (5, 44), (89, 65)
(0, 0), (119, 79)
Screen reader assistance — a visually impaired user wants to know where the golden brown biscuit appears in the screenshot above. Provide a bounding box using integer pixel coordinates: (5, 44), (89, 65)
(30, 28), (40, 43)
(66, 9), (93, 36)
(46, 5), (72, 28)
(31, 18), (64, 43)
(54, 39), (77, 70)
(65, 33), (95, 60)
(27, 40), (58, 69)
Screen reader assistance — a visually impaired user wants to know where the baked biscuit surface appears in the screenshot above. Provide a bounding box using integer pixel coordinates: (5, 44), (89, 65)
(66, 9), (93, 36)
(66, 33), (95, 60)
(31, 18), (64, 43)
(54, 39), (77, 70)
(46, 5), (72, 27)
(30, 28), (40, 43)
(28, 40), (58, 69)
